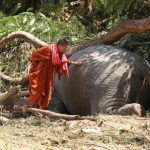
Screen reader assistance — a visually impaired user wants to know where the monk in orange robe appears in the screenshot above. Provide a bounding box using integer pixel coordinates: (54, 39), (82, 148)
(28, 39), (84, 109)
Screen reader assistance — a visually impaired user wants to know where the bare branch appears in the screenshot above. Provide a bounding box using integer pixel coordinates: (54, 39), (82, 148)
(0, 72), (28, 86)
(0, 89), (29, 103)
(0, 85), (21, 101)
(0, 31), (48, 50)
(27, 108), (96, 121)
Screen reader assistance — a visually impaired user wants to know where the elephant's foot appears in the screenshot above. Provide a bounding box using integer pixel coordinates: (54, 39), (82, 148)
(112, 103), (146, 117)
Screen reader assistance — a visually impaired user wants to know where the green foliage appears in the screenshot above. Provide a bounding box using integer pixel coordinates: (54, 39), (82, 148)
(92, 0), (147, 15)
(0, 0), (149, 34)
(0, 12), (91, 45)
(0, 0), (26, 15)
(115, 33), (150, 62)
(0, 11), (6, 19)
(91, 0), (103, 10)
(106, 16), (126, 30)
(38, 0), (67, 14)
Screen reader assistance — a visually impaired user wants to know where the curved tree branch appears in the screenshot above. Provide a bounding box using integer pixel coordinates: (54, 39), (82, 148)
(0, 72), (28, 86)
(0, 31), (48, 50)
(66, 16), (150, 56)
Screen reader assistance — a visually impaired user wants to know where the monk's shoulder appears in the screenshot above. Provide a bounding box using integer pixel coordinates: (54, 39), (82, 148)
(38, 45), (51, 52)
(43, 44), (51, 49)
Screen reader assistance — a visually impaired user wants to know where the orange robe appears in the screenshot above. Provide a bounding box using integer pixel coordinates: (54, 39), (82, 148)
(28, 43), (69, 109)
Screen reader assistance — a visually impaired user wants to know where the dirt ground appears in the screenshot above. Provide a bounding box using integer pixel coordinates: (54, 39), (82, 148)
(0, 114), (150, 150)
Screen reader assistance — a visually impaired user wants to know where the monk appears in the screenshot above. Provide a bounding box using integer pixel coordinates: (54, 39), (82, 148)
(28, 39), (85, 110)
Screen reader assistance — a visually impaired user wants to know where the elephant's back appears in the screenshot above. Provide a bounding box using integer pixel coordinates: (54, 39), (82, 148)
(69, 45), (149, 82)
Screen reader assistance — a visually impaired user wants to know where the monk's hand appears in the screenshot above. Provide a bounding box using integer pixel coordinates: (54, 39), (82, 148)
(76, 58), (87, 65)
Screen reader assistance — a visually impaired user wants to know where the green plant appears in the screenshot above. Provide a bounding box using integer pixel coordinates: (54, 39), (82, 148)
(115, 33), (150, 62)
(92, 0), (147, 15)
(0, 12), (93, 44)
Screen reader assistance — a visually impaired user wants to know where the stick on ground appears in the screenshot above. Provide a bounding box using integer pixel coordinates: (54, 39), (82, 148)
(27, 107), (96, 121)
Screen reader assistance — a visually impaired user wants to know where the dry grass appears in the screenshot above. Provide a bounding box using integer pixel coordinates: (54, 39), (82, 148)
(0, 115), (150, 150)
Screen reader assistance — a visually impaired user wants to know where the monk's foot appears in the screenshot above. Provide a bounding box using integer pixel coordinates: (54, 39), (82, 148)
(113, 103), (146, 117)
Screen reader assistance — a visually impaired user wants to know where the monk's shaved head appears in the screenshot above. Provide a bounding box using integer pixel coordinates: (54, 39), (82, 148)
(57, 39), (68, 46)
(57, 39), (69, 53)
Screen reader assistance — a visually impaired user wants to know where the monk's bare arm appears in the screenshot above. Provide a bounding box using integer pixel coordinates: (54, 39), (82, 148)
(68, 60), (80, 65)
(67, 59), (87, 66)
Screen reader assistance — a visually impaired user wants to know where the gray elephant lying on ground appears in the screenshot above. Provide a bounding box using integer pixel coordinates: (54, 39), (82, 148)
(1, 45), (149, 117)
(53, 45), (150, 117)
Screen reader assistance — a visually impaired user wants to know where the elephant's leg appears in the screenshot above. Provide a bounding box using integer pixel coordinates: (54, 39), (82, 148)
(91, 82), (146, 117)
(111, 103), (146, 117)
(91, 97), (146, 117)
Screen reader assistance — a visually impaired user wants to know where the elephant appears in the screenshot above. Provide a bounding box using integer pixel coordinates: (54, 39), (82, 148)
(54, 45), (150, 116)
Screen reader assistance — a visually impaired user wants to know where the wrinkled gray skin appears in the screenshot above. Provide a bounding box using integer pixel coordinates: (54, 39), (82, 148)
(54, 45), (150, 116)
